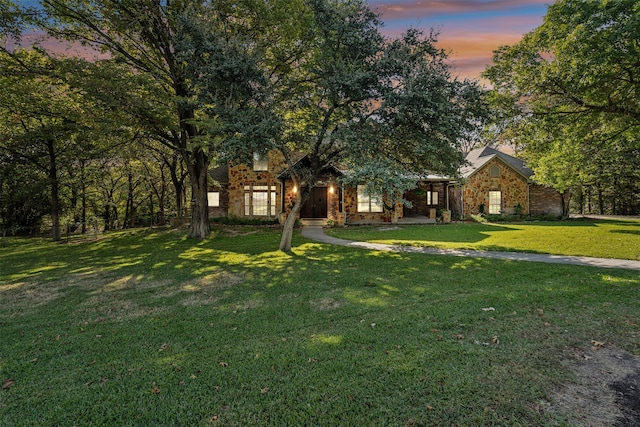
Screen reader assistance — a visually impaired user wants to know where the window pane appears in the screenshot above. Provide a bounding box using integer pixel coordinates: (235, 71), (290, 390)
(270, 191), (276, 216)
(370, 197), (383, 213)
(358, 202), (370, 213)
(253, 191), (268, 216)
(357, 185), (368, 205)
(489, 191), (501, 214)
(253, 152), (268, 171)
(427, 191), (438, 206)
(244, 193), (251, 216)
(207, 192), (220, 207)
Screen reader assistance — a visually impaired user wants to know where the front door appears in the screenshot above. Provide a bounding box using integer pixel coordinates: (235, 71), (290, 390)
(300, 187), (328, 218)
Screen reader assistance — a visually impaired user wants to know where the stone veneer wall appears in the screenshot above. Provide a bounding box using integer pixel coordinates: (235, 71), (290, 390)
(280, 180), (341, 222)
(343, 186), (403, 222)
(227, 151), (287, 218)
(462, 158), (529, 218)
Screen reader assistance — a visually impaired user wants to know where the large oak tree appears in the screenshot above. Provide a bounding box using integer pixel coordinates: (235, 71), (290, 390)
(33, 0), (277, 238)
(273, 0), (487, 251)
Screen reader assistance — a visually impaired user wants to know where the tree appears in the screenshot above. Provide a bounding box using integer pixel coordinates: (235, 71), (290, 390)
(273, 0), (486, 251)
(0, 49), (96, 240)
(483, 0), (640, 215)
(33, 0), (278, 238)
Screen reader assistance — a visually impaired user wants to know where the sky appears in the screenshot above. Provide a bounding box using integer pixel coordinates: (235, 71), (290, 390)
(18, 0), (552, 82)
(368, 0), (552, 81)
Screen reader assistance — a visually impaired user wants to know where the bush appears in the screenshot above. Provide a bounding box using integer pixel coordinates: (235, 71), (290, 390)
(210, 216), (279, 226)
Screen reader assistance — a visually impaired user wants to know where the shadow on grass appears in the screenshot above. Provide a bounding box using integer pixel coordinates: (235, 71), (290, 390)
(2, 226), (640, 426)
(331, 222), (517, 244)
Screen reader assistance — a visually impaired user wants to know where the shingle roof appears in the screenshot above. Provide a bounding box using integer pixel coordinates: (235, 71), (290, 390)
(460, 146), (533, 179)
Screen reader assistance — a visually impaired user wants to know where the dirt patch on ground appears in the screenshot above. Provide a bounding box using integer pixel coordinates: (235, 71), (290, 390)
(548, 344), (640, 426)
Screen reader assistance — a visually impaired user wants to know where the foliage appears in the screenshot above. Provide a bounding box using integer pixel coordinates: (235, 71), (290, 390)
(484, 0), (640, 215)
(1, 227), (639, 425)
(31, 0), (280, 238)
(210, 216), (279, 226)
(273, 0), (488, 250)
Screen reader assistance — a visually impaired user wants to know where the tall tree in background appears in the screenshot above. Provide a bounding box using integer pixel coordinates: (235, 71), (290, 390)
(0, 49), (96, 241)
(34, 0), (277, 238)
(484, 0), (640, 215)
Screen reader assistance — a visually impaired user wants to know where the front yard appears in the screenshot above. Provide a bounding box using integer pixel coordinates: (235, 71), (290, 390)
(1, 223), (639, 425)
(327, 217), (640, 260)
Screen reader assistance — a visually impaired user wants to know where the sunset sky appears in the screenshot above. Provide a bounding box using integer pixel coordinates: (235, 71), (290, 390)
(19, 0), (552, 82)
(369, 0), (551, 81)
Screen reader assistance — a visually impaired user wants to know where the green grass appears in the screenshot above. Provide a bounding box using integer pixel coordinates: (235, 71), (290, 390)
(327, 218), (640, 260)
(1, 226), (639, 426)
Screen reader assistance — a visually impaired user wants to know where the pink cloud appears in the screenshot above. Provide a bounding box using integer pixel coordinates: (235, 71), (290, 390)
(371, 0), (550, 21)
(373, 1), (548, 80)
(14, 30), (108, 60)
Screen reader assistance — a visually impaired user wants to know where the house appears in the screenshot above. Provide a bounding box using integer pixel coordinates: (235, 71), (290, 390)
(207, 146), (563, 224)
(450, 146), (563, 218)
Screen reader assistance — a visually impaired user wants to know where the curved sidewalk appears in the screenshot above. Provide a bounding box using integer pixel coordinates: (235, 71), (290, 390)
(301, 226), (640, 271)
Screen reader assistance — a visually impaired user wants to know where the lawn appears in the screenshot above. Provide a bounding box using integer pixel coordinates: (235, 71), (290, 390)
(326, 218), (640, 260)
(1, 226), (639, 426)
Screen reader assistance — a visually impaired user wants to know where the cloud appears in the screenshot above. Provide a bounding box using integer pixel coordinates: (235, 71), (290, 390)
(371, 0), (549, 79)
(369, 0), (550, 21)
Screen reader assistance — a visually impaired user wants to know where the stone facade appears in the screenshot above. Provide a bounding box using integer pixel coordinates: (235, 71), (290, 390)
(462, 157), (529, 217)
(226, 152), (287, 219)
(210, 146), (563, 223)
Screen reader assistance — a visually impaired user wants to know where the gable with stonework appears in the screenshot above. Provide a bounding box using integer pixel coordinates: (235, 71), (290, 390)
(462, 157), (529, 217)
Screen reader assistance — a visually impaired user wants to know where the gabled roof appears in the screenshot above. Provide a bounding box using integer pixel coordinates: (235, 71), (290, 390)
(460, 146), (533, 179)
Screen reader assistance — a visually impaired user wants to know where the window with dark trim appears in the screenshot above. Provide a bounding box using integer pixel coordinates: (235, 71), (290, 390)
(207, 192), (220, 207)
(357, 185), (383, 213)
(426, 191), (439, 205)
(244, 185), (276, 216)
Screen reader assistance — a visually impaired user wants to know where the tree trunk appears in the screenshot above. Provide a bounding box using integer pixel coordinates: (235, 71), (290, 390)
(158, 167), (166, 226)
(168, 155), (186, 217)
(80, 161), (87, 234)
(560, 189), (572, 218)
(187, 149), (210, 239)
(47, 140), (61, 242)
(597, 185), (604, 214)
(279, 186), (310, 252)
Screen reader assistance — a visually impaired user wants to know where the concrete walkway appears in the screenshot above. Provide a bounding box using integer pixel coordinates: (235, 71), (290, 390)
(301, 226), (640, 271)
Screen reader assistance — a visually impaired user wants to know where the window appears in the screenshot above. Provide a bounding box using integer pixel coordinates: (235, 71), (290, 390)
(253, 152), (268, 171)
(426, 191), (439, 206)
(244, 185), (276, 216)
(357, 185), (383, 213)
(489, 165), (500, 177)
(489, 191), (501, 214)
(207, 191), (220, 207)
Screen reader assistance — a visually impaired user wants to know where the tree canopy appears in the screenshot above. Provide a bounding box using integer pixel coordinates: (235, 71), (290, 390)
(1, 0), (487, 244)
(484, 0), (640, 215)
(272, 0), (487, 250)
